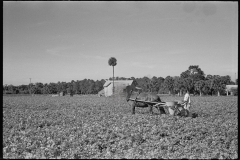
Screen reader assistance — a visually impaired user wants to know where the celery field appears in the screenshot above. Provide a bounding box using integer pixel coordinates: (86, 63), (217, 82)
(3, 95), (238, 159)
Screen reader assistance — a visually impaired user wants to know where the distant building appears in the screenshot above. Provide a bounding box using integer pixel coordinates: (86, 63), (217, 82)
(98, 89), (105, 97)
(59, 91), (65, 96)
(103, 80), (137, 97)
(225, 85), (238, 96)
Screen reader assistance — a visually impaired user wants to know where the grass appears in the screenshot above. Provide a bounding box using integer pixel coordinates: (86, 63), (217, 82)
(3, 95), (238, 159)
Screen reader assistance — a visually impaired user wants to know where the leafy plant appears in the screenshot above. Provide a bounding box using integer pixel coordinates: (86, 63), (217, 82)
(3, 95), (238, 159)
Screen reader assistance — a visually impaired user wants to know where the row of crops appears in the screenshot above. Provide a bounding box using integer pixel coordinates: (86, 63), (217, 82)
(3, 95), (238, 159)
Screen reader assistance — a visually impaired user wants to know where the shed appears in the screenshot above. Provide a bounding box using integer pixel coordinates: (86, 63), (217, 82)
(103, 80), (137, 97)
(59, 91), (65, 96)
(225, 85), (238, 96)
(98, 89), (105, 97)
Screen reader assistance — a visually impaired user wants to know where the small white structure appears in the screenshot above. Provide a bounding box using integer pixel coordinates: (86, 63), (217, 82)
(59, 92), (65, 96)
(52, 92), (65, 97)
(103, 80), (137, 97)
(98, 89), (105, 97)
(225, 85), (238, 96)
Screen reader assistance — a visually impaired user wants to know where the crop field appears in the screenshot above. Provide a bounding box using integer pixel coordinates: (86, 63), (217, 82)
(3, 95), (238, 159)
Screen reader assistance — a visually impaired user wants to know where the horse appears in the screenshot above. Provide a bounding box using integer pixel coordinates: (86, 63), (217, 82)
(125, 86), (166, 115)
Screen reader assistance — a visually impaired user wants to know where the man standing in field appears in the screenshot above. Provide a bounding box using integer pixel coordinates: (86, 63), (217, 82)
(183, 90), (191, 111)
(175, 90), (191, 117)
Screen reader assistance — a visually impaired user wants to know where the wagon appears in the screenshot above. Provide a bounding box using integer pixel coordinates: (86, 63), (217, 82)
(128, 98), (189, 116)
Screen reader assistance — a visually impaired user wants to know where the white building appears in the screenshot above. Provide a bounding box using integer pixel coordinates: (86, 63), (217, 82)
(225, 85), (238, 96)
(103, 80), (137, 97)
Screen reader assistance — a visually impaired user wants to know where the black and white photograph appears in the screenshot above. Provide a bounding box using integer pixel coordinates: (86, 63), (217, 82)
(3, 1), (238, 159)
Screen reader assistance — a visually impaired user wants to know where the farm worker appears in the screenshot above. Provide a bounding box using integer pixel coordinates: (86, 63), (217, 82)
(183, 90), (191, 111)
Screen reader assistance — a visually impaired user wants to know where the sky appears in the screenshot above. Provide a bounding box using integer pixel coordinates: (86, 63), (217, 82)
(3, 1), (238, 86)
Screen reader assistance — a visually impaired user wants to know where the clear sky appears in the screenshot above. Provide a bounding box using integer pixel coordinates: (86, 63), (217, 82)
(3, 1), (238, 86)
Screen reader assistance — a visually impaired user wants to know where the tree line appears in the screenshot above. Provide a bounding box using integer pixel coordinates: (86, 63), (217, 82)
(3, 79), (106, 95)
(133, 65), (237, 96)
(3, 65), (238, 96)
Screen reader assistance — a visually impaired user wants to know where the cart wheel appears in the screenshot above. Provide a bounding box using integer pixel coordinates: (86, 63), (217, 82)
(180, 109), (189, 117)
(174, 108), (179, 116)
(160, 107), (166, 114)
(132, 102), (136, 114)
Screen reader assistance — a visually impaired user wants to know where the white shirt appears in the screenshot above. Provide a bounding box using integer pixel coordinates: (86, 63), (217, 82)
(184, 93), (191, 104)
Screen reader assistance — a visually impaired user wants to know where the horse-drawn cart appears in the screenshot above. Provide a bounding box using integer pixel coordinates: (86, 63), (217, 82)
(128, 98), (189, 116)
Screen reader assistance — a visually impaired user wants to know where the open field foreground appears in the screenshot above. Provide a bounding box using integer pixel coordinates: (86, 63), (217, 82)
(3, 95), (238, 159)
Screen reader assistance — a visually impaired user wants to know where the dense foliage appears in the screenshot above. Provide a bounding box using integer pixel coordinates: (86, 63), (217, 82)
(231, 88), (238, 96)
(3, 79), (106, 95)
(3, 95), (238, 159)
(3, 65), (237, 96)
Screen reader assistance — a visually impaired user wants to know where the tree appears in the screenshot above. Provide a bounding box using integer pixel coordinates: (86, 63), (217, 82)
(220, 75), (231, 85)
(194, 80), (205, 96)
(67, 82), (73, 94)
(231, 88), (238, 96)
(131, 77), (136, 81)
(42, 83), (50, 94)
(205, 74), (213, 80)
(61, 82), (68, 94)
(156, 77), (165, 94)
(108, 57), (117, 95)
(205, 75), (227, 96)
(78, 80), (84, 94)
(182, 78), (193, 93)
(163, 76), (174, 95)
(18, 84), (29, 94)
(100, 79), (106, 84)
(79, 79), (89, 94)
(28, 83), (34, 94)
(142, 76), (151, 92)
(119, 77), (126, 80)
(3, 85), (8, 94)
(30, 85), (37, 95)
(67, 88), (71, 95)
(88, 80), (96, 94)
(180, 71), (189, 79)
(229, 81), (236, 85)
(212, 75), (220, 79)
(173, 76), (185, 96)
(57, 81), (63, 93)
(212, 77), (226, 96)
(202, 84), (210, 95)
(180, 65), (205, 92)
(205, 79), (214, 95)
(34, 82), (43, 94)
(72, 81), (79, 94)
(150, 76), (158, 93)
(7, 85), (15, 94)
(48, 83), (58, 94)
(188, 65), (205, 79)
(95, 80), (104, 93)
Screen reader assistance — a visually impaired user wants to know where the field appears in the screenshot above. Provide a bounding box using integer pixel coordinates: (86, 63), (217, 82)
(3, 95), (238, 159)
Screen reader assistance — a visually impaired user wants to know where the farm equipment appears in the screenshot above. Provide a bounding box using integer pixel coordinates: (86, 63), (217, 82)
(128, 98), (189, 116)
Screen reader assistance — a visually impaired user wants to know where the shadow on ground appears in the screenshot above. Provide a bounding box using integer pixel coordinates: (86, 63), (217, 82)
(190, 113), (198, 118)
(137, 112), (199, 118)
